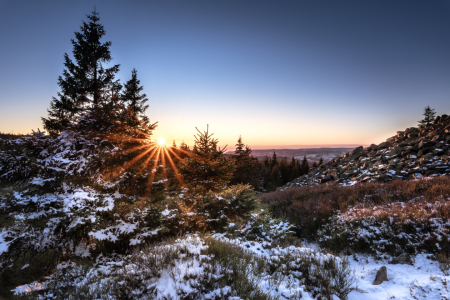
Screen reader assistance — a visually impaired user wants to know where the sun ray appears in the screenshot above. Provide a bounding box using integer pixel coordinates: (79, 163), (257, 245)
(164, 147), (186, 188)
(145, 147), (161, 197)
(165, 147), (184, 161)
(106, 123), (196, 197)
(111, 144), (150, 157)
(110, 146), (155, 179)
(125, 146), (159, 194)
(159, 145), (169, 190)
(106, 135), (149, 142)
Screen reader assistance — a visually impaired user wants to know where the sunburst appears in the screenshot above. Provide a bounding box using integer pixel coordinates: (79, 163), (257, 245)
(106, 125), (192, 197)
(157, 137), (166, 146)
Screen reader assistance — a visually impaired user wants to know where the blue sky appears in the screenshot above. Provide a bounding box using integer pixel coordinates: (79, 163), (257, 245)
(1, 0), (449, 148)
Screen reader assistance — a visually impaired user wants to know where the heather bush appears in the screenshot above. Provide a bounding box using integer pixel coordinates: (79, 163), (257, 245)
(262, 177), (450, 255)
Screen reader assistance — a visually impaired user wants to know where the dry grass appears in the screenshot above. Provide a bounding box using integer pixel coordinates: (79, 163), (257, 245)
(261, 176), (450, 241)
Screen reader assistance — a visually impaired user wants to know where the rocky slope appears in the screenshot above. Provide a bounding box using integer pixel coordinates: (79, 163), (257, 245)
(282, 114), (450, 189)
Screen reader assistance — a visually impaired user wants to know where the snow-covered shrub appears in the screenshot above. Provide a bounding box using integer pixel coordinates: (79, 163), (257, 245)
(211, 233), (354, 300)
(39, 236), (275, 300)
(263, 177), (450, 247)
(317, 201), (450, 255)
(266, 247), (354, 300)
(175, 184), (259, 233)
(223, 210), (297, 249)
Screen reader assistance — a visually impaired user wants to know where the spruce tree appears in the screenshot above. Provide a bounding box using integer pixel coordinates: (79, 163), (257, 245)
(229, 136), (263, 190)
(178, 126), (235, 194)
(318, 157), (324, 166)
(301, 155), (310, 175)
(263, 156), (270, 168)
(270, 152), (278, 169)
(418, 106), (436, 127)
(122, 69), (150, 126)
(269, 165), (283, 190)
(288, 157), (299, 181)
(42, 10), (120, 134)
(278, 158), (290, 184)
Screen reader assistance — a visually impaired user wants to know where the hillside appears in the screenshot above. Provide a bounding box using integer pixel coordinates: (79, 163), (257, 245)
(282, 114), (450, 189)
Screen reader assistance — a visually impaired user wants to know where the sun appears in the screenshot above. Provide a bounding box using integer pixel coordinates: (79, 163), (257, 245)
(157, 137), (166, 146)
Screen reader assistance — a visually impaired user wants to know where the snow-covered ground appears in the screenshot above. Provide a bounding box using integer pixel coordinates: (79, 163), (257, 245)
(348, 254), (450, 300)
(11, 232), (450, 299)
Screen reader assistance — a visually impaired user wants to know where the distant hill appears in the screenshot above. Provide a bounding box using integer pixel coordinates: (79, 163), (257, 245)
(0, 132), (26, 140)
(226, 147), (354, 164)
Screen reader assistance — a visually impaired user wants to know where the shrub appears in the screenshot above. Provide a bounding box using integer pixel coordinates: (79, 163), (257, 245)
(262, 177), (450, 248)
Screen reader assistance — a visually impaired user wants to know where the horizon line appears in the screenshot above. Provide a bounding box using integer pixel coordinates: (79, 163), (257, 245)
(224, 144), (365, 150)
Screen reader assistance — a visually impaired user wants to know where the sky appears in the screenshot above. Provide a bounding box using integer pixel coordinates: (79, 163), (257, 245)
(0, 0), (450, 149)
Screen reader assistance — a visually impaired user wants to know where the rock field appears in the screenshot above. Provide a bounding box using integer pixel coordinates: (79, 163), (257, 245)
(282, 114), (450, 189)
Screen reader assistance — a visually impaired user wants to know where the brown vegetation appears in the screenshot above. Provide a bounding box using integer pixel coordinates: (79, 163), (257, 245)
(261, 176), (450, 241)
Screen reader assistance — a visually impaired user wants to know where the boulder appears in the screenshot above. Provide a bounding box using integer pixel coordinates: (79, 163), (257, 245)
(434, 148), (444, 155)
(388, 159), (397, 166)
(372, 266), (388, 285)
(386, 136), (396, 142)
(330, 169), (339, 178)
(412, 173), (424, 179)
(418, 140), (429, 149)
(349, 146), (364, 159)
(431, 135), (440, 142)
(422, 153), (433, 160)
(378, 142), (393, 150)
(389, 147), (403, 156)
(363, 162), (373, 169)
(408, 154), (418, 159)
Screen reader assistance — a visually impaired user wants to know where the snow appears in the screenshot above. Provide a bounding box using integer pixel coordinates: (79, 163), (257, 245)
(13, 281), (46, 295)
(348, 254), (450, 300)
(30, 177), (55, 186)
(0, 230), (13, 255)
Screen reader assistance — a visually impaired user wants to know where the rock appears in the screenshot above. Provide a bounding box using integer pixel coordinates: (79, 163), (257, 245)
(422, 153), (433, 160)
(431, 135), (440, 142)
(349, 146), (364, 159)
(370, 144), (379, 151)
(363, 162), (373, 169)
(373, 266), (388, 285)
(418, 140), (429, 149)
(434, 148), (444, 155)
(388, 159), (397, 166)
(379, 142), (392, 149)
(389, 147), (403, 156)
(368, 151), (377, 157)
(330, 169), (339, 178)
(389, 253), (413, 265)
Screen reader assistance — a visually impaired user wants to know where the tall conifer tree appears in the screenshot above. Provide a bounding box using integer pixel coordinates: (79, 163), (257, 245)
(121, 69), (150, 126)
(229, 136), (263, 190)
(42, 10), (120, 134)
(301, 155), (310, 175)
